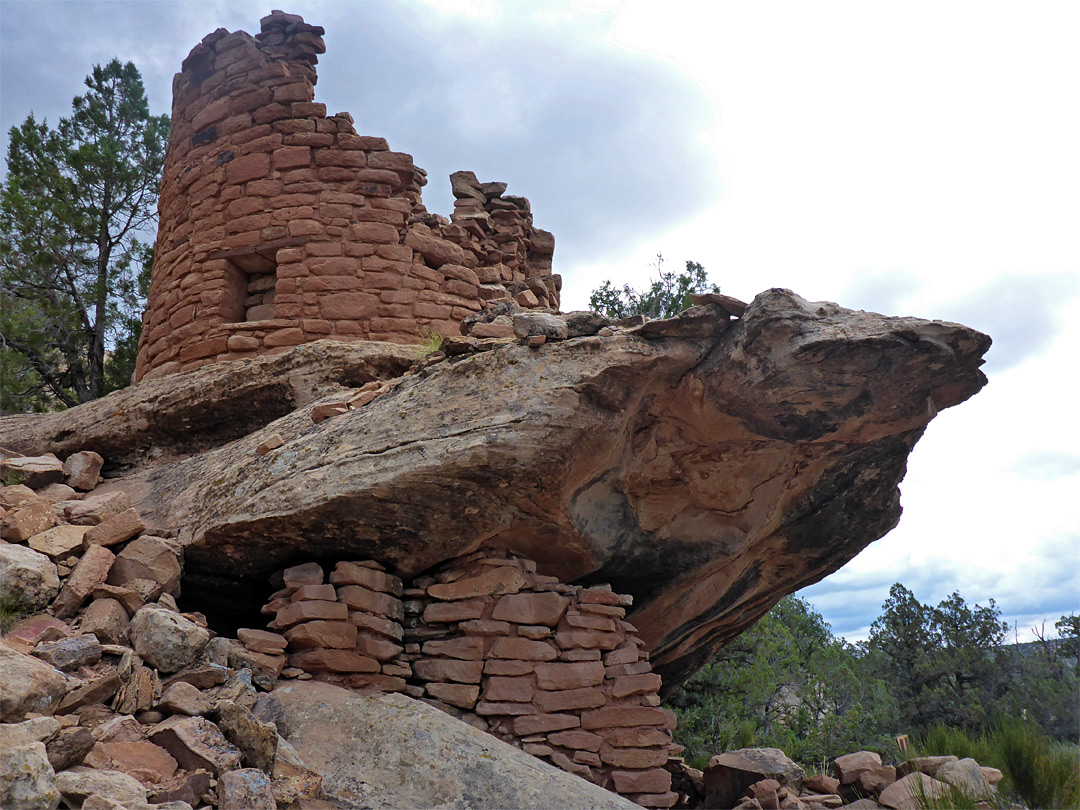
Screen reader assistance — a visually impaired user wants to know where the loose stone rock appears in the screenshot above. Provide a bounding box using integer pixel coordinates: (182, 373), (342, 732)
(2, 497), (57, 543)
(33, 632), (102, 671)
(63, 451), (104, 490)
(217, 768), (276, 809)
(129, 605), (210, 673)
(0, 643), (68, 722)
(0, 741), (61, 810)
(0, 543), (60, 609)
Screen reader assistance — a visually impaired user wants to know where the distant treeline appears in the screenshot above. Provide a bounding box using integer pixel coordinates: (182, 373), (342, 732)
(665, 585), (1079, 768)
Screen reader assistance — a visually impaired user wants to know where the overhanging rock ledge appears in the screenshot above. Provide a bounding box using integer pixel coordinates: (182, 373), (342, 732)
(44, 287), (989, 692)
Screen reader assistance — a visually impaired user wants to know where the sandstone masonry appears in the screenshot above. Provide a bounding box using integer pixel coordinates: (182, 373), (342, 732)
(259, 550), (681, 808)
(135, 10), (558, 381)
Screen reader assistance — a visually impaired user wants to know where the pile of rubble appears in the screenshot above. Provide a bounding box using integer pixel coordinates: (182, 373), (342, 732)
(666, 747), (1005, 810)
(0, 447), (677, 808)
(0, 450), (328, 809)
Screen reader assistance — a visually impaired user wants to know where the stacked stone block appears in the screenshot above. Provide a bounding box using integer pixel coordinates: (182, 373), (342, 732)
(136, 11), (559, 382)
(264, 548), (679, 808)
(261, 560), (408, 692)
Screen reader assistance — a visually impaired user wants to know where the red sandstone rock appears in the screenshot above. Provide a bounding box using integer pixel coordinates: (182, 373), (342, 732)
(64, 491), (130, 525)
(603, 644), (641, 666)
(804, 774), (841, 794)
(330, 561), (403, 594)
(599, 743), (669, 769)
(548, 729), (603, 752)
(108, 535), (182, 596)
(425, 682), (480, 709)
(833, 751), (883, 784)
(555, 629), (622, 651)
(534, 687), (606, 713)
(459, 619), (511, 635)
(483, 659), (534, 676)
(354, 632), (403, 661)
(491, 637), (558, 661)
(336, 584), (403, 619)
(534, 661), (606, 690)
(28, 525), (88, 559)
(604, 727), (671, 748)
(580, 706), (670, 730)
(1, 497), (56, 542)
(284, 562), (324, 589)
(483, 676), (534, 702)
(473, 701), (535, 716)
(513, 713), (580, 736)
(612, 768), (672, 794)
(83, 508), (145, 547)
(256, 434), (284, 455)
(421, 637), (484, 660)
(0, 455), (64, 488)
(287, 649), (380, 673)
(423, 600), (486, 622)
(87, 740), (179, 784)
(53, 544), (115, 619)
(412, 658), (484, 684)
(272, 599), (348, 628)
(427, 566), (527, 600)
(491, 592), (570, 626)
(236, 630), (287, 656)
(290, 583), (337, 602)
(63, 451), (104, 490)
(311, 403), (349, 423)
(610, 673), (662, 698)
(284, 620), (357, 649)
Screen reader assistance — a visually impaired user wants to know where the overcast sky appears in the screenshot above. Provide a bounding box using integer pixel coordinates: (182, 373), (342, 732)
(2, 0), (1077, 643)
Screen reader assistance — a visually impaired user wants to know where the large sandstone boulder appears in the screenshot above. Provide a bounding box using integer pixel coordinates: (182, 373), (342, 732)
(0, 291), (990, 687)
(0, 741), (61, 810)
(0, 643), (68, 722)
(54, 766), (149, 809)
(934, 758), (994, 798)
(0, 340), (414, 470)
(878, 772), (951, 810)
(129, 605), (209, 673)
(704, 747), (806, 808)
(0, 544), (60, 609)
(271, 680), (638, 809)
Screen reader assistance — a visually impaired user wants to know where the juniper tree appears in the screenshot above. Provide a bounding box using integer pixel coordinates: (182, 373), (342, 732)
(1, 59), (168, 411)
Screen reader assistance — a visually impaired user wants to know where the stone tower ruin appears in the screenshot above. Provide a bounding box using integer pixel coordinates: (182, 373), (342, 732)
(135, 10), (559, 381)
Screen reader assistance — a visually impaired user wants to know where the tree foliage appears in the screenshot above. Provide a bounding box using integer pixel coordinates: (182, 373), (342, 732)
(667, 587), (1078, 771)
(589, 255), (718, 320)
(868, 584), (1010, 732)
(1, 59), (169, 411)
(666, 596), (900, 768)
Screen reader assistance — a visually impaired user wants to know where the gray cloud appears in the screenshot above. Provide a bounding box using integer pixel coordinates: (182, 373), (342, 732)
(802, 531), (1080, 642)
(933, 273), (1079, 373)
(839, 268), (922, 317)
(1, 0), (720, 267)
(1011, 451), (1080, 482)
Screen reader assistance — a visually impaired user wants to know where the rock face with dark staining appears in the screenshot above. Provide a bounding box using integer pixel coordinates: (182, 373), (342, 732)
(1, 289), (990, 691)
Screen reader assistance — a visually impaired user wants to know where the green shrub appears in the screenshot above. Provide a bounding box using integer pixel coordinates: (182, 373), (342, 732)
(993, 718), (1079, 810)
(415, 327), (444, 361)
(0, 598), (33, 634)
(914, 718), (1080, 809)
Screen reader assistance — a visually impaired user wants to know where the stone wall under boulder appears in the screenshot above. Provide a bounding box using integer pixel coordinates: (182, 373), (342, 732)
(136, 10), (558, 381)
(258, 550), (680, 808)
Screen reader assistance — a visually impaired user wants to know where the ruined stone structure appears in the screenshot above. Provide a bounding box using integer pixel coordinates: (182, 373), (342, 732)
(258, 550), (680, 805)
(135, 11), (558, 381)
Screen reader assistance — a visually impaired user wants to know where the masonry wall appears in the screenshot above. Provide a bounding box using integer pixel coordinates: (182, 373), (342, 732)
(257, 549), (681, 809)
(136, 11), (559, 381)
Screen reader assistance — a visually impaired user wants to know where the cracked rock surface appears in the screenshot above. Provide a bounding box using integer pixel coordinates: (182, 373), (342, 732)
(1, 289), (989, 690)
